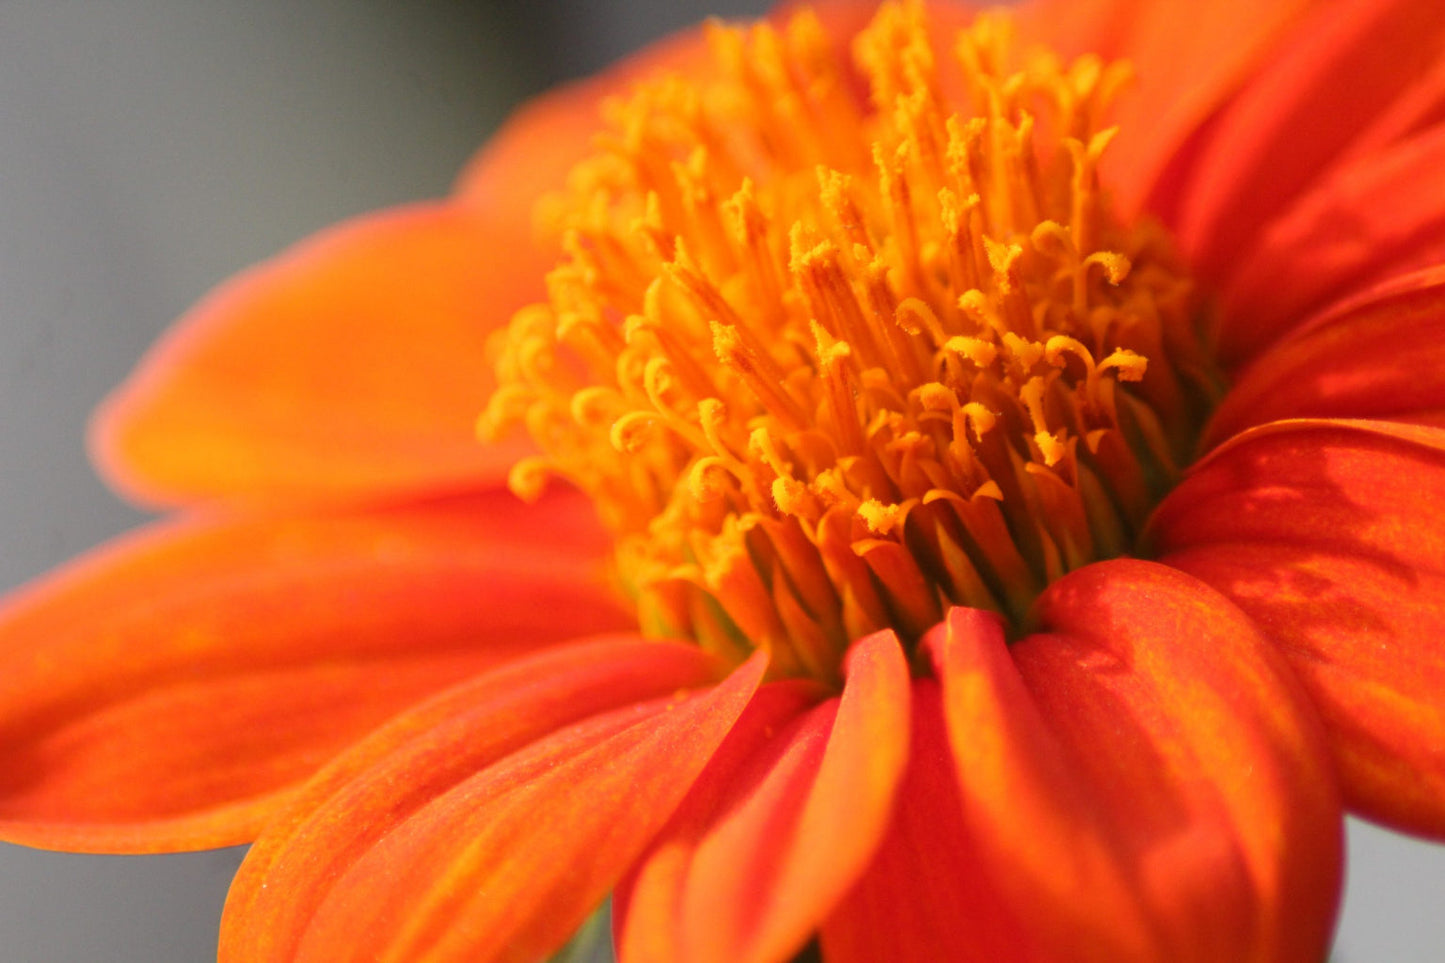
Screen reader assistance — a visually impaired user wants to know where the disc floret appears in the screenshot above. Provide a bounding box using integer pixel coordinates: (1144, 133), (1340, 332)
(481, 2), (1210, 683)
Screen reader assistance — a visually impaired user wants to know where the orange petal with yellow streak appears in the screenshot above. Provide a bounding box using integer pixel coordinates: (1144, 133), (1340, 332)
(1017, 566), (1340, 962)
(0, 488), (627, 853)
(826, 583), (1340, 963)
(1155, 418), (1445, 837)
(221, 642), (766, 963)
(91, 202), (542, 510)
(615, 629), (910, 963)
(819, 677), (1028, 961)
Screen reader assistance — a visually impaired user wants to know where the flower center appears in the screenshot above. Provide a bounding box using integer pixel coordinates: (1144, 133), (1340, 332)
(481, 2), (1216, 684)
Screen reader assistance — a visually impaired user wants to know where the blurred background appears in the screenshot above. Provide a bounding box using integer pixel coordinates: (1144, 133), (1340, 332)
(0, 2), (1438, 960)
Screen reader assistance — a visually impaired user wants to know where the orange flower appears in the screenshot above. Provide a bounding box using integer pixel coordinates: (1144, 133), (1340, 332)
(3, 0), (1444, 960)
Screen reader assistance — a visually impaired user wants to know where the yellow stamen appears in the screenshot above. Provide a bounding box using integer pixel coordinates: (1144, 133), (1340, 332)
(483, 1), (1213, 680)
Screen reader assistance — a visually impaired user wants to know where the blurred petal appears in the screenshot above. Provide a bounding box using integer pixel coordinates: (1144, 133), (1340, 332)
(616, 630), (910, 963)
(1342, 54), (1445, 157)
(453, 30), (708, 217)
(454, 0), (974, 228)
(1206, 267), (1445, 444)
(453, 0), (903, 221)
(1173, 0), (1445, 282)
(221, 643), (766, 963)
(1016, 0), (1142, 59)
(0, 488), (627, 853)
(91, 203), (538, 509)
(1154, 419), (1445, 836)
(1026, 0), (1312, 217)
(1218, 127), (1445, 363)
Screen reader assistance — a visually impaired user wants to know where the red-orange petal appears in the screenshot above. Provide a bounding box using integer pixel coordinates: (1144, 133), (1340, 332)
(221, 642), (766, 963)
(616, 630), (911, 963)
(1172, 0), (1445, 284)
(1205, 267), (1445, 445)
(1153, 419), (1445, 836)
(1019, 566), (1341, 962)
(829, 580), (1340, 963)
(90, 202), (541, 510)
(1026, 0), (1311, 219)
(1217, 127), (1445, 365)
(0, 488), (628, 853)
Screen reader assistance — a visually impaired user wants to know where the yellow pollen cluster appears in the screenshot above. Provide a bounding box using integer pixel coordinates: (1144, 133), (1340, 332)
(481, 2), (1210, 683)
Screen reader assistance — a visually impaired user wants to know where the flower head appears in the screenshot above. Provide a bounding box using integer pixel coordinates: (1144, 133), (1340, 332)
(4, 1), (1445, 961)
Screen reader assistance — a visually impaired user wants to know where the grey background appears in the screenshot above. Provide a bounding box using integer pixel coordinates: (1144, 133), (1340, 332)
(0, 2), (1438, 960)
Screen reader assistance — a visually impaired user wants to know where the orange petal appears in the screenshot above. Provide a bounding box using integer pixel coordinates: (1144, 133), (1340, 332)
(829, 583), (1341, 963)
(616, 630), (911, 963)
(1217, 127), (1445, 364)
(1172, 0), (1445, 282)
(221, 642), (766, 963)
(819, 678), (1026, 961)
(91, 202), (541, 509)
(1154, 418), (1445, 836)
(613, 679), (826, 963)
(0, 488), (628, 853)
(1206, 267), (1445, 444)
